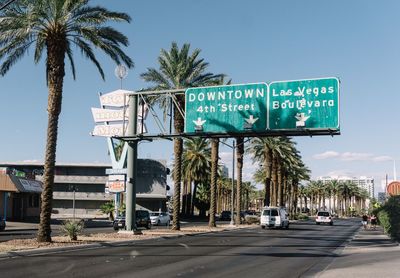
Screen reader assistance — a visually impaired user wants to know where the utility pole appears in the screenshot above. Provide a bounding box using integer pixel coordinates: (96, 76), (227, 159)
(125, 94), (139, 233)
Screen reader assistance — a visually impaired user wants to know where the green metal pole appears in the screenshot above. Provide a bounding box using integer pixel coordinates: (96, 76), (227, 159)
(125, 94), (138, 231)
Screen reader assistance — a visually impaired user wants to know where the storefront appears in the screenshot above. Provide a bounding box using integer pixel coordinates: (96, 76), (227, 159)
(0, 170), (42, 221)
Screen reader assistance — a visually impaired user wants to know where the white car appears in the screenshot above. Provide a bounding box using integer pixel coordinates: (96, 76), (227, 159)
(315, 211), (333, 225)
(260, 207), (289, 229)
(150, 212), (170, 226)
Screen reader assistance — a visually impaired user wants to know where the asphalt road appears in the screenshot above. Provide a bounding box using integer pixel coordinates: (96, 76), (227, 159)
(0, 218), (361, 278)
(0, 221), (210, 242)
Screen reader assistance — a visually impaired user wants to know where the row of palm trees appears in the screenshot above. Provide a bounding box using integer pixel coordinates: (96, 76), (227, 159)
(0, 1), (311, 240)
(298, 180), (370, 216)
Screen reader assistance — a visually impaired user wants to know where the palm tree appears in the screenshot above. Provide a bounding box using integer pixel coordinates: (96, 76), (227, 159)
(182, 138), (211, 216)
(209, 138), (219, 227)
(247, 137), (274, 206)
(141, 42), (222, 230)
(235, 137), (244, 224)
(0, 0), (133, 242)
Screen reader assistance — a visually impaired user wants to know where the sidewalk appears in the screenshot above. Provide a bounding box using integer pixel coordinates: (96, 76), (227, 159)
(318, 226), (400, 278)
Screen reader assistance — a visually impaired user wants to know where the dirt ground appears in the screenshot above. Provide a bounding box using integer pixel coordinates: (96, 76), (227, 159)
(0, 224), (248, 254)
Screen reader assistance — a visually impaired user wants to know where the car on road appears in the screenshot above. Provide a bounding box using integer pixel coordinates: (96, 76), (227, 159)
(113, 210), (152, 230)
(0, 218), (5, 231)
(315, 211), (333, 225)
(150, 212), (170, 226)
(260, 207), (289, 229)
(219, 211), (232, 221)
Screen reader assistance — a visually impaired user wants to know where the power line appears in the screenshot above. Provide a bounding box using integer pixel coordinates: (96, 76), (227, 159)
(0, 0), (17, 12)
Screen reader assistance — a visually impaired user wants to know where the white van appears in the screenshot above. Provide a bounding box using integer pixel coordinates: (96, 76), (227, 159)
(260, 207), (289, 229)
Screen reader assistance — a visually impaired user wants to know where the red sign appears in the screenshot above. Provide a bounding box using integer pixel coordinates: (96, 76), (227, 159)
(387, 181), (400, 196)
(106, 180), (125, 193)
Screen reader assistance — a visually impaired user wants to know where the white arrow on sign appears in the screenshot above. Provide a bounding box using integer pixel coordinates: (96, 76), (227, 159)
(193, 117), (206, 127)
(295, 113), (310, 127)
(245, 115), (259, 125)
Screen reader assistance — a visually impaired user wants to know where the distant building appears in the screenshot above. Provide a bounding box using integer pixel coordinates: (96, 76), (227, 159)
(377, 192), (387, 203)
(221, 165), (229, 178)
(0, 160), (169, 220)
(318, 176), (375, 199)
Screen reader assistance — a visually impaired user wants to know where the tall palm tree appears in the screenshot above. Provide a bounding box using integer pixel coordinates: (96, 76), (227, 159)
(209, 138), (219, 227)
(247, 137), (274, 206)
(235, 137), (244, 224)
(182, 138), (211, 216)
(0, 0), (133, 242)
(141, 42), (222, 230)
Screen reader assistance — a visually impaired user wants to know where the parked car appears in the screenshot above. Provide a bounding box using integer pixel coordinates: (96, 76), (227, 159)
(113, 210), (151, 230)
(150, 212), (170, 226)
(0, 218), (5, 231)
(315, 211), (333, 225)
(219, 211), (232, 221)
(260, 206), (289, 229)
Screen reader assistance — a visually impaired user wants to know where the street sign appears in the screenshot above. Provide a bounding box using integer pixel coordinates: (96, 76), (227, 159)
(91, 107), (128, 123)
(268, 77), (339, 132)
(106, 168), (128, 175)
(100, 89), (130, 107)
(106, 180), (125, 193)
(91, 105), (148, 123)
(185, 83), (268, 133)
(91, 122), (147, 137)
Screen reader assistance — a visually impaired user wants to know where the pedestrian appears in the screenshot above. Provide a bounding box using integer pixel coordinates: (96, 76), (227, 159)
(370, 214), (377, 229)
(362, 214), (368, 230)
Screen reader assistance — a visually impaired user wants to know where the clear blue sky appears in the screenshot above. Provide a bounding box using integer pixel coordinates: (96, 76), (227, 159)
(1, 0), (399, 193)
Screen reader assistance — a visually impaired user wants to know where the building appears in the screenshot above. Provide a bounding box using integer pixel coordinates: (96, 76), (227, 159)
(0, 160), (169, 219)
(318, 176), (375, 199)
(0, 167), (43, 221)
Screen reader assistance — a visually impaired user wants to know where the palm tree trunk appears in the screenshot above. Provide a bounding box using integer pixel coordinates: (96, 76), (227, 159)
(278, 163), (283, 206)
(209, 138), (219, 227)
(235, 137), (244, 225)
(191, 181), (198, 216)
(37, 39), (66, 243)
(172, 97), (184, 230)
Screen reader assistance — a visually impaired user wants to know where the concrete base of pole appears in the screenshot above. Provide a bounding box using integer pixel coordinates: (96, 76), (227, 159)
(118, 230), (143, 235)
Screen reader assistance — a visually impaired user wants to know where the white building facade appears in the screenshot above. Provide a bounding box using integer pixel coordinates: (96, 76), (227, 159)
(318, 176), (374, 199)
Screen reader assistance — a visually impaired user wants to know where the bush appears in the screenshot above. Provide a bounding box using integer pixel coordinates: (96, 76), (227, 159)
(377, 196), (400, 240)
(293, 213), (309, 220)
(61, 220), (84, 241)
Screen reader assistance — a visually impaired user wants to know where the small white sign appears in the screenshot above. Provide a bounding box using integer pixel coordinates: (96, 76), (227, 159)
(105, 168), (128, 175)
(100, 89), (131, 107)
(91, 107), (128, 122)
(92, 122), (147, 137)
(108, 174), (125, 181)
(92, 124), (127, 137)
(91, 104), (149, 123)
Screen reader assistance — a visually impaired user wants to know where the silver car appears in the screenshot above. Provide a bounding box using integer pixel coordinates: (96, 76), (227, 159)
(150, 212), (170, 226)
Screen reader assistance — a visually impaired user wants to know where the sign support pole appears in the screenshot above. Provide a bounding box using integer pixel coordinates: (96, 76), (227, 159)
(125, 94), (138, 232)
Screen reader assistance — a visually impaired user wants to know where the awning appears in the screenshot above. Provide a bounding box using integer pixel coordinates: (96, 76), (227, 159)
(0, 173), (43, 193)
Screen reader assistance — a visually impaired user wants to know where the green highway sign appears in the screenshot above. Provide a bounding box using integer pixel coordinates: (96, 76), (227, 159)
(268, 77), (340, 132)
(185, 83), (268, 133)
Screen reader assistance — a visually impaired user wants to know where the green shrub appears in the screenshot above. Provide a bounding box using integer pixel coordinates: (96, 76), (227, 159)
(378, 210), (390, 234)
(293, 213), (309, 220)
(61, 220), (84, 241)
(377, 196), (400, 240)
(100, 201), (115, 221)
